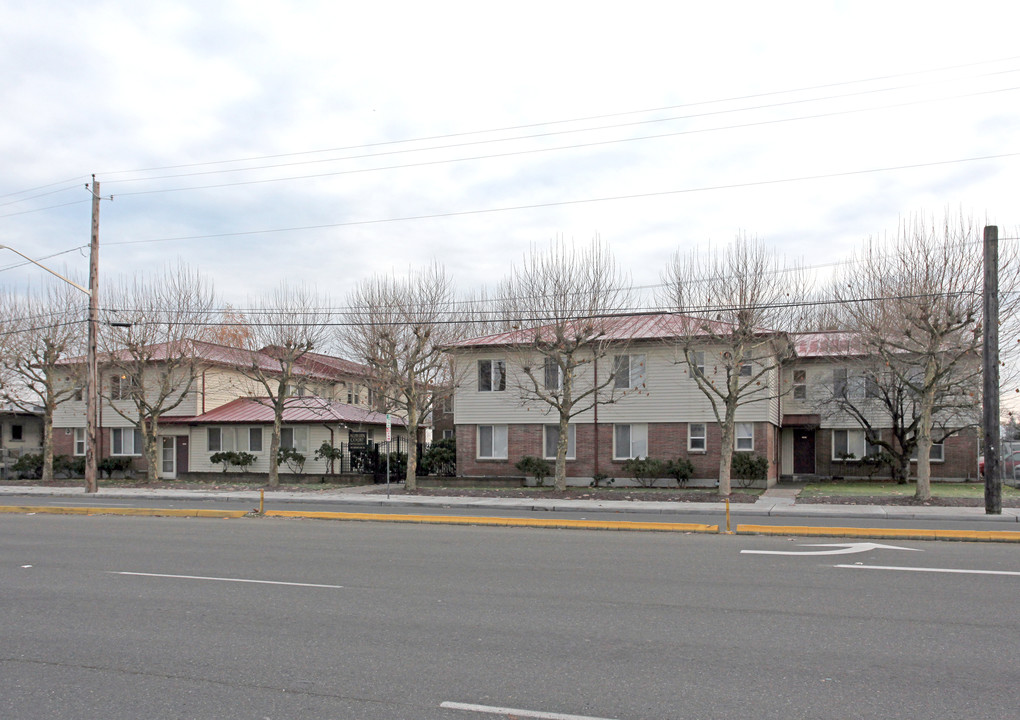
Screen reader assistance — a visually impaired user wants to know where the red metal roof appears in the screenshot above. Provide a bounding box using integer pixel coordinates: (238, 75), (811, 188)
(450, 313), (774, 348)
(161, 396), (403, 426)
(792, 332), (861, 358)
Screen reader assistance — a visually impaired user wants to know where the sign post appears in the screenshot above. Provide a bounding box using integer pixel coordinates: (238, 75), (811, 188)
(385, 414), (392, 498)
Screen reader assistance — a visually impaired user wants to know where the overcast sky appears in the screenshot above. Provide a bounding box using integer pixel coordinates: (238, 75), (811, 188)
(1, 0), (1018, 309)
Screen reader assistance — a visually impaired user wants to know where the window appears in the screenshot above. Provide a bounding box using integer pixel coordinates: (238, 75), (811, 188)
(739, 362), (753, 377)
(111, 427), (143, 456)
(477, 425), (508, 459)
(833, 368), (848, 398)
(74, 428), (86, 456)
(544, 424), (576, 459)
(110, 374), (136, 401)
(865, 374), (881, 399)
(443, 394), (455, 414)
(478, 359), (506, 392)
(688, 423), (706, 452)
(910, 442), (945, 463)
(791, 371), (807, 397)
(735, 423), (754, 452)
(286, 383), (306, 397)
(613, 354), (646, 390)
(248, 427), (263, 453)
(207, 427), (230, 452)
(613, 424), (647, 460)
(832, 429), (883, 460)
(543, 358), (562, 391)
(346, 384), (355, 404)
(442, 429), (455, 440)
(280, 426), (309, 453)
(11, 424), (23, 441)
(690, 351), (705, 379)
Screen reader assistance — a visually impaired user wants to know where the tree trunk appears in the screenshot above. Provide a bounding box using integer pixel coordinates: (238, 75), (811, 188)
(405, 405), (419, 491)
(42, 398), (55, 482)
(144, 418), (160, 481)
(268, 407), (282, 488)
(718, 418), (735, 495)
(554, 411), (570, 491)
(915, 361), (937, 501)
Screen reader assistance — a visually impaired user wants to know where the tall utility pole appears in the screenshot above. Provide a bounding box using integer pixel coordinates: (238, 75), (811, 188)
(85, 176), (101, 493)
(983, 225), (1000, 514)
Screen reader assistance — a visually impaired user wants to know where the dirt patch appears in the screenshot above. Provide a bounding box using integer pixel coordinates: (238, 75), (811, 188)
(798, 495), (1020, 508)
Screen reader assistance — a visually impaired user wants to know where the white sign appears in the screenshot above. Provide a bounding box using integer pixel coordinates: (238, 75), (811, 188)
(385, 414), (391, 442)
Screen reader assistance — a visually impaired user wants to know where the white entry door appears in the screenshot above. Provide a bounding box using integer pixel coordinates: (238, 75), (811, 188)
(160, 436), (176, 479)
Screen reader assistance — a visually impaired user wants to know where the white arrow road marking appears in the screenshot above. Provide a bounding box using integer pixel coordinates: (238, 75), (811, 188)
(110, 572), (343, 589)
(741, 542), (923, 556)
(835, 564), (1020, 576)
(440, 702), (619, 720)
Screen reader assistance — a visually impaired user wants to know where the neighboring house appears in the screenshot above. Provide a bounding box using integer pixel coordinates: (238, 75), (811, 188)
(50, 340), (401, 478)
(446, 316), (979, 486)
(780, 333), (979, 481)
(0, 403), (44, 478)
(160, 396), (407, 476)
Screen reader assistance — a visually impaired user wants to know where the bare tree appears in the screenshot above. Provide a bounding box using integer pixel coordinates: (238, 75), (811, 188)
(497, 238), (631, 491)
(659, 235), (807, 495)
(236, 283), (333, 487)
(0, 282), (86, 480)
(100, 263), (217, 481)
(338, 262), (465, 490)
(834, 213), (1017, 500)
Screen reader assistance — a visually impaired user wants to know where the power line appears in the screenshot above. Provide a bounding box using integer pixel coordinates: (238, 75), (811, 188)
(102, 150), (1020, 247)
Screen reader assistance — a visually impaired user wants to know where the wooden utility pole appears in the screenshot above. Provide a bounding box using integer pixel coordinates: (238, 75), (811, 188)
(85, 176), (101, 493)
(983, 225), (1000, 514)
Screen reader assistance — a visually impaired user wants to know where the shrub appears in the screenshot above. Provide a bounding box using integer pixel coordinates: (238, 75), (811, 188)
(664, 457), (695, 488)
(314, 442), (344, 474)
(515, 456), (553, 486)
(12, 453), (43, 479)
(210, 451), (257, 473)
(731, 453), (768, 485)
(277, 447), (306, 474)
(98, 457), (133, 478)
(589, 471), (614, 488)
(420, 438), (456, 476)
(622, 457), (666, 488)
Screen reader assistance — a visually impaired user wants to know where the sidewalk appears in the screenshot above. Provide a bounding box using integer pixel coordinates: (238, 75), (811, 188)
(1, 484), (1017, 523)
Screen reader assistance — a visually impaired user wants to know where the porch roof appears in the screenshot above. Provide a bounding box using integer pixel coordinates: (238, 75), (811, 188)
(161, 396), (404, 427)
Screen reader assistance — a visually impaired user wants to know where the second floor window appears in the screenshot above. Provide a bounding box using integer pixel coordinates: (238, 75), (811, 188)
(793, 369), (807, 399)
(111, 374), (137, 401)
(478, 359), (506, 392)
(613, 354), (646, 390)
(543, 357), (562, 391)
(689, 351), (705, 379)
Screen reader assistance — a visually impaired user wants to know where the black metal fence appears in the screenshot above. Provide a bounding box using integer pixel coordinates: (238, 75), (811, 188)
(322, 438), (455, 481)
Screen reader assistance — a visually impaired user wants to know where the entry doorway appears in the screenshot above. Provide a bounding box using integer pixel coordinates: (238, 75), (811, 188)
(160, 436), (176, 479)
(793, 430), (816, 475)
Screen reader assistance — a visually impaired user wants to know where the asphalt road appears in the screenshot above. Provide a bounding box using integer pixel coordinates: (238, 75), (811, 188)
(3, 514), (1019, 719)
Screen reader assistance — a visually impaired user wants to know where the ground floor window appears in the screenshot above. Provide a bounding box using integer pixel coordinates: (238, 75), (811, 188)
(735, 423), (754, 452)
(74, 428), (86, 456)
(543, 424), (576, 460)
(910, 441), (945, 462)
(209, 426), (267, 453)
(613, 424), (647, 460)
(477, 425), (508, 459)
(111, 427), (143, 456)
(280, 426), (309, 453)
(832, 429), (883, 461)
(688, 423), (706, 452)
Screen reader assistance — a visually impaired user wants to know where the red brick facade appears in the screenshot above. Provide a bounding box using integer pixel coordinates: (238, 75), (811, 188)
(457, 421), (780, 484)
(808, 427), (979, 481)
(52, 427), (148, 473)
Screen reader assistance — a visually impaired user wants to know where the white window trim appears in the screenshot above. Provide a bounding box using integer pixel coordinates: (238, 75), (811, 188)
(248, 427), (263, 453)
(613, 423), (648, 460)
(832, 429), (884, 461)
(688, 423), (707, 452)
(543, 424), (576, 460)
(111, 427), (143, 456)
(73, 428), (86, 456)
(735, 423), (754, 452)
(280, 426), (309, 453)
(477, 359), (507, 393)
(690, 351), (705, 379)
(793, 369), (807, 400)
(910, 442), (945, 463)
(477, 424), (508, 459)
(613, 354), (646, 390)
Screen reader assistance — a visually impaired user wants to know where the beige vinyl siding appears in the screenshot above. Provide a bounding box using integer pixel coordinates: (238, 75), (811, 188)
(201, 367), (273, 412)
(453, 343), (775, 425)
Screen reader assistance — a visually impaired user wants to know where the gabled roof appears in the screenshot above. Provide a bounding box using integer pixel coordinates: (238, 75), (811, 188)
(59, 340), (371, 382)
(161, 396), (403, 426)
(449, 313), (777, 349)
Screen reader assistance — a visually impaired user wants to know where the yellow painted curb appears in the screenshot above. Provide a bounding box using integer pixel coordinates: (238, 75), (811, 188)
(264, 509), (719, 533)
(737, 524), (1020, 543)
(0, 505), (249, 519)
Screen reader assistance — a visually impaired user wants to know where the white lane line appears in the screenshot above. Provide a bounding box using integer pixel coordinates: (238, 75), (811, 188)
(440, 701), (620, 720)
(835, 564), (1020, 577)
(110, 571), (343, 588)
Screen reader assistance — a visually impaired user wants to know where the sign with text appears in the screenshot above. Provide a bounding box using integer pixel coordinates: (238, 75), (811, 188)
(348, 431), (368, 451)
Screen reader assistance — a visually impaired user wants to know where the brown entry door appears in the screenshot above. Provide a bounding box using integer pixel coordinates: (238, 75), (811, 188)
(175, 436), (189, 475)
(793, 430), (815, 474)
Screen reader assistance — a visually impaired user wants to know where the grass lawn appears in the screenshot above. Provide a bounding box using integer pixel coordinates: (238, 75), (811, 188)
(801, 480), (1020, 499)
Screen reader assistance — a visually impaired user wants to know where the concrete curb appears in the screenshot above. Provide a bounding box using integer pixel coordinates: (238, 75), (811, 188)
(5, 503), (1020, 542)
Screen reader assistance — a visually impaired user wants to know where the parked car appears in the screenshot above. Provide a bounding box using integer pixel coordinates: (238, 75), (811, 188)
(979, 450), (1020, 476)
